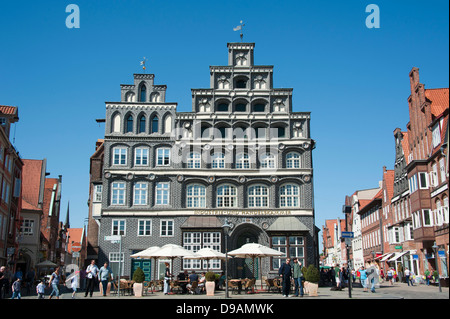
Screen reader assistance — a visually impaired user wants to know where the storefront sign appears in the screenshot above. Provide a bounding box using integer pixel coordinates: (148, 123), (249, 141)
(438, 251), (446, 258)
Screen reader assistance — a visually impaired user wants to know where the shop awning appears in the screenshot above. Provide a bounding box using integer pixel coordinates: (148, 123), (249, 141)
(377, 253), (394, 261)
(387, 251), (408, 262)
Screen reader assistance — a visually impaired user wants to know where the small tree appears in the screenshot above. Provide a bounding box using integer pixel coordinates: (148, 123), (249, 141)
(304, 265), (320, 283)
(132, 267), (145, 283)
(205, 271), (216, 282)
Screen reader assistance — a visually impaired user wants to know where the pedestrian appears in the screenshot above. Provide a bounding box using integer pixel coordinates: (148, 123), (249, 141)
(278, 258), (292, 297)
(36, 280), (45, 299)
(49, 266), (64, 299)
(84, 260), (99, 297)
(424, 269), (431, 286)
(11, 278), (21, 299)
(98, 262), (113, 296)
(370, 267), (379, 293)
(25, 267), (35, 295)
(67, 269), (80, 299)
(359, 266), (368, 292)
(163, 262), (172, 295)
(387, 268), (394, 285)
(335, 264), (341, 290)
(0, 266), (6, 299)
(292, 257), (304, 297)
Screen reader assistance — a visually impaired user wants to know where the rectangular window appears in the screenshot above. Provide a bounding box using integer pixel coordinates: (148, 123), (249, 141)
(418, 172), (428, 189)
(155, 182), (170, 205)
(138, 220), (152, 236)
(135, 148), (149, 166)
(20, 219), (34, 236)
(432, 124), (441, 148)
(183, 232), (202, 269)
(94, 184), (102, 202)
(109, 252), (124, 276)
(272, 236), (286, 270)
(161, 219), (174, 237)
(134, 182), (148, 205)
(422, 209), (433, 227)
(157, 148), (170, 166)
(439, 158), (447, 183)
(111, 182), (126, 205)
(113, 147), (127, 165)
(112, 219), (126, 236)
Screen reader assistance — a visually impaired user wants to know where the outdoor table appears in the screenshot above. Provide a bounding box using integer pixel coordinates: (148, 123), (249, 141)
(178, 280), (189, 294)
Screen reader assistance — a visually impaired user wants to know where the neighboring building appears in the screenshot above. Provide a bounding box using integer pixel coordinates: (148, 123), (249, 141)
(358, 189), (383, 265)
(347, 187), (381, 270)
(0, 105), (23, 269)
(18, 159), (46, 272)
(405, 68), (449, 280)
(86, 139), (104, 266)
(95, 42), (317, 280)
(322, 219), (345, 266)
(66, 227), (86, 269)
(40, 176), (63, 264)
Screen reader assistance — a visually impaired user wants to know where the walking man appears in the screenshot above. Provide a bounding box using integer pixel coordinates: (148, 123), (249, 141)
(84, 260), (99, 297)
(98, 262), (113, 296)
(278, 258), (292, 297)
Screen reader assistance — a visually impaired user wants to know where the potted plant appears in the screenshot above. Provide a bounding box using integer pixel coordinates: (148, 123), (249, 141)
(304, 265), (320, 296)
(132, 267), (145, 297)
(205, 272), (216, 296)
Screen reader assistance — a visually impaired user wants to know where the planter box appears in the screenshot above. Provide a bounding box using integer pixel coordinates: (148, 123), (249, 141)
(305, 281), (318, 296)
(133, 283), (143, 297)
(205, 281), (215, 296)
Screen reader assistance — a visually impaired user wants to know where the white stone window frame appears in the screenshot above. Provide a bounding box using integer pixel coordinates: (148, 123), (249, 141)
(135, 147), (149, 166)
(186, 184), (206, 208)
(113, 147), (127, 166)
(235, 153), (250, 169)
(155, 182), (170, 205)
(112, 219), (126, 236)
(111, 182), (126, 206)
(160, 219), (174, 237)
(133, 182), (148, 206)
(187, 152), (201, 169)
(279, 183), (300, 208)
(248, 184), (269, 208)
(137, 219), (152, 237)
(156, 147), (171, 166)
(217, 184), (237, 208)
(286, 152), (301, 169)
(212, 153), (225, 169)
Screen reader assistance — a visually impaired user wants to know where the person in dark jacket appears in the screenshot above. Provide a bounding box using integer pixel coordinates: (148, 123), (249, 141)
(278, 258), (292, 297)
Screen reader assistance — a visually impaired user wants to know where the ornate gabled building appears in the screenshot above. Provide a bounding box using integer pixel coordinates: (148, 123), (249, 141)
(95, 43), (317, 280)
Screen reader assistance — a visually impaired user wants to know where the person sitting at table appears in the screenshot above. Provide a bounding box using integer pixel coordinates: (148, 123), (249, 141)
(198, 272), (206, 293)
(218, 272), (226, 290)
(178, 270), (189, 293)
(186, 271), (199, 292)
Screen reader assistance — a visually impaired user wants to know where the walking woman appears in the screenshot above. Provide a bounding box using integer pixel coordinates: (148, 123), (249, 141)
(164, 262), (172, 295)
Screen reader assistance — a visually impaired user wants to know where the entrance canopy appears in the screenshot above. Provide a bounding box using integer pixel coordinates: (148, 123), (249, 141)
(388, 251), (408, 262)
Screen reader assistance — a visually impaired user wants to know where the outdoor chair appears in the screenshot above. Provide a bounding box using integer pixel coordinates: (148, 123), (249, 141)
(265, 278), (277, 293)
(187, 281), (199, 294)
(228, 280), (240, 295)
(244, 278), (256, 294)
(170, 280), (182, 294)
(273, 278), (282, 293)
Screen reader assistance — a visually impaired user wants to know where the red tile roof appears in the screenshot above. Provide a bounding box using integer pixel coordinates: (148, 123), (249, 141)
(425, 88), (449, 117)
(383, 169), (395, 203)
(67, 228), (84, 252)
(21, 159), (44, 211)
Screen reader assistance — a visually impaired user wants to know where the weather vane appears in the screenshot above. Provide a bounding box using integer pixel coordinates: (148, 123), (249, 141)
(233, 20), (245, 42)
(140, 57), (147, 73)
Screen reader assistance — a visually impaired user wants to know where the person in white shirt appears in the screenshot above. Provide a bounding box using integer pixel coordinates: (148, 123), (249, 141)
(36, 280), (45, 299)
(84, 260), (99, 297)
(405, 267), (414, 286)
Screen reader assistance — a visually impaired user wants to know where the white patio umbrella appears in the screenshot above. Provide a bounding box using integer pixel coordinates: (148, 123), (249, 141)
(228, 243), (286, 290)
(147, 244), (196, 277)
(183, 247), (231, 271)
(130, 246), (161, 282)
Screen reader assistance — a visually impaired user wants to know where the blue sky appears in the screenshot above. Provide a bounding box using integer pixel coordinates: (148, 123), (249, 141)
(0, 1), (448, 250)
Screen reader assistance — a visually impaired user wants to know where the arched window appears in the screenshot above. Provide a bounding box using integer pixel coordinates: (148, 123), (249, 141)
(235, 79), (247, 89)
(151, 115), (159, 134)
(187, 184), (206, 208)
(280, 184), (300, 207)
(139, 84), (147, 102)
(126, 114), (133, 133)
(212, 153), (225, 169)
(248, 185), (269, 208)
(187, 152), (201, 168)
(235, 103), (246, 112)
(252, 103), (265, 112)
(112, 113), (121, 133)
(217, 184), (237, 208)
(138, 115), (146, 133)
(260, 152), (276, 169)
(286, 152), (301, 168)
(217, 102), (229, 112)
(236, 153), (250, 169)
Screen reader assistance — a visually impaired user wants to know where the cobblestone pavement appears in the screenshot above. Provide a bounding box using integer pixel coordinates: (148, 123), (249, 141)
(11, 281), (449, 300)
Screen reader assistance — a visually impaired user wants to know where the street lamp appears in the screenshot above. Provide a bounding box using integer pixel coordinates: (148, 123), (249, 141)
(431, 242), (442, 293)
(222, 219), (232, 299)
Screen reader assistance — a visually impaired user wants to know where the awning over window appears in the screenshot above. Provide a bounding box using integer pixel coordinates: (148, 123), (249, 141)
(181, 216), (223, 228)
(388, 251), (408, 262)
(267, 217), (310, 232)
(377, 253), (394, 261)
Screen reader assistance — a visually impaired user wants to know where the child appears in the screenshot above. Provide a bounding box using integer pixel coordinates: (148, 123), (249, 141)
(11, 278), (21, 299)
(71, 271), (79, 299)
(36, 280), (45, 299)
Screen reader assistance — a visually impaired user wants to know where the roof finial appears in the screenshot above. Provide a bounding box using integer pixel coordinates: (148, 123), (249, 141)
(140, 57), (147, 73)
(233, 20), (245, 42)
